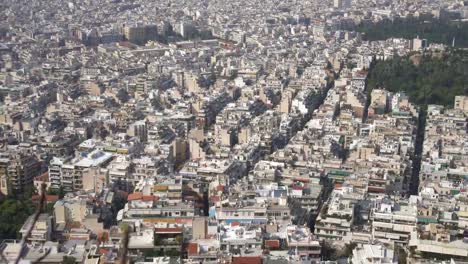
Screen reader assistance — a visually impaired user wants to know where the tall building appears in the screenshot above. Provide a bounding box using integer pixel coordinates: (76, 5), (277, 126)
(180, 22), (196, 39)
(172, 138), (189, 167)
(192, 217), (208, 239)
(48, 157), (67, 190)
(454, 95), (468, 112)
(411, 37), (427, 51)
(100, 27), (124, 44)
(53, 150), (113, 192)
(334, 0), (351, 9)
(123, 24), (158, 45)
(54, 199), (88, 224)
(0, 156), (9, 195)
(279, 90), (293, 113)
(0, 151), (42, 195)
(333, 0), (343, 8)
(162, 21), (173, 37)
(127, 120), (148, 142)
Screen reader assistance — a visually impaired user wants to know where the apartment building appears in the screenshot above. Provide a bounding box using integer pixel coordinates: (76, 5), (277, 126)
(370, 197), (417, 245)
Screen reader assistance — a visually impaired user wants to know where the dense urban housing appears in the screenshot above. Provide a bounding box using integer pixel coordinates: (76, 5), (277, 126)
(0, 0), (468, 263)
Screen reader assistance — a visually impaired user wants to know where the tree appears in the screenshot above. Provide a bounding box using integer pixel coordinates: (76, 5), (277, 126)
(164, 248), (181, 257)
(62, 256), (76, 264)
(343, 242), (357, 257)
(112, 191), (127, 214)
(0, 198), (35, 239)
(116, 89), (130, 103)
(47, 186), (65, 199)
(353, 15), (468, 48)
(62, 74), (72, 83)
(175, 234), (183, 244)
(367, 50), (468, 107)
(104, 97), (119, 108)
(321, 240), (338, 260)
(321, 241), (357, 261)
(396, 245), (408, 264)
(143, 248), (162, 258)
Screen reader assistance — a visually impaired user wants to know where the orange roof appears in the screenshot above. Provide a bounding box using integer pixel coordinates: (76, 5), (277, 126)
(187, 243), (198, 255)
(265, 240), (280, 248)
(32, 194), (59, 203)
(142, 195), (154, 202)
(97, 231), (109, 242)
(99, 248), (109, 255)
(368, 186), (385, 193)
(291, 185), (303, 190)
(34, 172), (49, 181)
(232, 256), (262, 264)
(128, 192), (143, 201)
(355, 70), (368, 75)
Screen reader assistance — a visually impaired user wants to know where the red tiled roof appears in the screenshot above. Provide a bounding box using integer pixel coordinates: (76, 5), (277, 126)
(142, 195), (154, 202)
(293, 177), (310, 183)
(231, 221), (241, 227)
(187, 243), (198, 255)
(32, 195), (59, 203)
(99, 248), (109, 255)
(34, 172), (49, 181)
(265, 240), (280, 248)
(128, 192), (143, 201)
(118, 41), (133, 48)
(232, 256), (262, 264)
(97, 231), (109, 242)
(355, 70), (368, 75)
(368, 186), (385, 193)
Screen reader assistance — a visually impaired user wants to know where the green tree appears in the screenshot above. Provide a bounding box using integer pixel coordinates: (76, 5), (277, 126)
(352, 15), (468, 48)
(47, 186), (65, 199)
(367, 50), (468, 107)
(0, 198), (35, 239)
(116, 89), (130, 103)
(396, 245), (408, 264)
(62, 256), (76, 264)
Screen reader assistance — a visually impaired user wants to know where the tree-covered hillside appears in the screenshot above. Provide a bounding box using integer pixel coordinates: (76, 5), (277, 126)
(367, 50), (468, 106)
(0, 198), (35, 239)
(354, 15), (468, 47)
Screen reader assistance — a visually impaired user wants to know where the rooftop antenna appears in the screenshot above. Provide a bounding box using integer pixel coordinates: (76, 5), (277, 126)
(452, 37), (455, 48)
